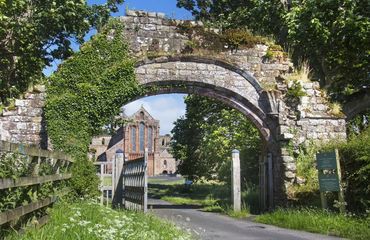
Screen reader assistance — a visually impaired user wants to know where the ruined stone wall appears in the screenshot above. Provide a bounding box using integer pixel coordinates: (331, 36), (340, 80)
(276, 81), (346, 187)
(0, 85), (47, 148)
(0, 9), (348, 207)
(120, 10), (292, 88)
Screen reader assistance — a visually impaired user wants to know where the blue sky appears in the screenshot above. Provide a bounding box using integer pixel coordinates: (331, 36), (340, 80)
(44, 0), (191, 135)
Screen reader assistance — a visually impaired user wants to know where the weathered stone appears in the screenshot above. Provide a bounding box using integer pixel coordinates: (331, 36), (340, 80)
(0, 10), (349, 210)
(285, 171), (295, 179)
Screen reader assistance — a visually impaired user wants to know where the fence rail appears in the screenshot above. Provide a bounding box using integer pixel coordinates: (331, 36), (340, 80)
(0, 174), (72, 190)
(0, 141), (73, 228)
(0, 197), (57, 225)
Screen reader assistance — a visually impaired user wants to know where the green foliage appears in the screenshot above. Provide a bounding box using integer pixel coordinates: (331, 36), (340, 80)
(0, 152), (30, 179)
(176, 21), (267, 53)
(69, 159), (100, 199)
(171, 95), (261, 185)
(177, 0), (370, 98)
(6, 201), (192, 240)
(256, 208), (370, 240)
(46, 19), (145, 198)
(222, 29), (265, 51)
(286, 0), (370, 94)
(0, 0), (124, 104)
(149, 181), (259, 216)
(46, 19), (144, 159)
(338, 127), (370, 212)
(285, 80), (306, 103)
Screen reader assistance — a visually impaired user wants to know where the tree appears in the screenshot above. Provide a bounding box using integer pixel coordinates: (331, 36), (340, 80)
(0, 0), (124, 104)
(176, 0), (370, 97)
(171, 95), (261, 185)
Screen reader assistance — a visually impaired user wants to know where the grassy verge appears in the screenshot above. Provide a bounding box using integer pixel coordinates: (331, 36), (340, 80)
(255, 208), (370, 240)
(5, 201), (192, 240)
(149, 181), (258, 218)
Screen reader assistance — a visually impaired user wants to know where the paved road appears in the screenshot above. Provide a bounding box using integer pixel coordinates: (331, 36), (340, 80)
(148, 198), (343, 240)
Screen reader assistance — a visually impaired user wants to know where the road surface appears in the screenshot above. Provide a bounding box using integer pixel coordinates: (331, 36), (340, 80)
(148, 198), (343, 240)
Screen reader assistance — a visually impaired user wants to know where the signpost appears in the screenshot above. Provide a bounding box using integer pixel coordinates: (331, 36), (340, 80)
(316, 149), (345, 213)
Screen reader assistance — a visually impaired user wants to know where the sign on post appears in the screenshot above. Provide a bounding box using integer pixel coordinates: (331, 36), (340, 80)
(316, 149), (345, 213)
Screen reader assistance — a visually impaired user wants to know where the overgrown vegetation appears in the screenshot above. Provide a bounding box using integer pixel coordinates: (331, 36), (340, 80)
(45, 19), (146, 198)
(0, 0), (124, 104)
(0, 152), (71, 238)
(5, 201), (192, 240)
(171, 95), (261, 186)
(177, 0), (370, 98)
(176, 21), (269, 53)
(256, 208), (370, 240)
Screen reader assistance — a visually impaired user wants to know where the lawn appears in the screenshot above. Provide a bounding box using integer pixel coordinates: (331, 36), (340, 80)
(149, 181), (259, 218)
(255, 208), (370, 240)
(4, 200), (192, 240)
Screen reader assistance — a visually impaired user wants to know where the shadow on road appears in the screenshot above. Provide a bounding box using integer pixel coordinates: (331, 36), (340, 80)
(148, 203), (202, 210)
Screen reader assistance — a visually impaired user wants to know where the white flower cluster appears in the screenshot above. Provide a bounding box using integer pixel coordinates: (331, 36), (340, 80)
(54, 202), (192, 240)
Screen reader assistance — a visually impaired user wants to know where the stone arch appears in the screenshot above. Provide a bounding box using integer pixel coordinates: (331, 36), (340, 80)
(133, 56), (277, 145)
(129, 57), (283, 210)
(343, 89), (370, 120)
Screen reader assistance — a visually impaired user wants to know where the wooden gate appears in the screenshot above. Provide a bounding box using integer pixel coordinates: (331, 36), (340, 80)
(122, 149), (148, 212)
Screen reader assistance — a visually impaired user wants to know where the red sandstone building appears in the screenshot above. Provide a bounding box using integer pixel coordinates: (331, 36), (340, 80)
(89, 107), (177, 176)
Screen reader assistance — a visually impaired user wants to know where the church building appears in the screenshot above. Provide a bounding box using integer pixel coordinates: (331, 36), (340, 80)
(89, 106), (177, 176)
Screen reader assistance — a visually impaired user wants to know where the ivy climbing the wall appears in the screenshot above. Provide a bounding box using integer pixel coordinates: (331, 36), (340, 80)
(45, 19), (144, 197)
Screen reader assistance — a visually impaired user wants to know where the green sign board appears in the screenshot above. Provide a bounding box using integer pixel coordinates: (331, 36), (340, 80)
(318, 172), (340, 192)
(316, 151), (337, 169)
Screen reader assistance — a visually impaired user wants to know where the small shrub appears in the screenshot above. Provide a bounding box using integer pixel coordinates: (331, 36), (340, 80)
(328, 102), (344, 117)
(69, 158), (100, 198)
(285, 80), (306, 102)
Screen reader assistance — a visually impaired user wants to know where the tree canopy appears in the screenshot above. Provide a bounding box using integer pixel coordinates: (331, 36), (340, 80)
(0, 0), (124, 103)
(177, 0), (370, 98)
(171, 95), (261, 185)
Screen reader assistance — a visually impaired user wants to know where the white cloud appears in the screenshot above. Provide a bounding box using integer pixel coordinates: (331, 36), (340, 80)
(123, 94), (186, 135)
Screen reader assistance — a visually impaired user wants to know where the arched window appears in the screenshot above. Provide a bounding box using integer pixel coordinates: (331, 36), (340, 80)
(162, 139), (165, 146)
(131, 126), (136, 152)
(148, 127), (153, 152)
(139, 122), (145, 152)
(163, 160), (167, 167)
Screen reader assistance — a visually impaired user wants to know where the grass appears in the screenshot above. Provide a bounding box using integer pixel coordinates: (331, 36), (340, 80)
(255, 208), (370, 240)
(162, 196), (217, 207)
(149, 181), (259, 218)
(148, 177), (185, 185)
(4, 200), (192, 240)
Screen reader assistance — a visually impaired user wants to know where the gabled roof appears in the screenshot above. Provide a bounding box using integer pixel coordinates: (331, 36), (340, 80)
(130, 105), (158, 122)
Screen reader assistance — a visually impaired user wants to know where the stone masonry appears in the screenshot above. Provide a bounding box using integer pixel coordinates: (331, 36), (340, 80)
(0, 85), (47, 148)
(0, 10), (347, 208)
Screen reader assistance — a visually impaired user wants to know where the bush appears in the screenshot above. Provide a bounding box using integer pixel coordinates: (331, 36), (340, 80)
(339, 127), (370, 212)
(69, 158), (100, 199)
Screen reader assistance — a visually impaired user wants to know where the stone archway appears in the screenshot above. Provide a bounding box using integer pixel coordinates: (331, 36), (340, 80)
(0, 9), (348, 210)
(343, 89), (370, 120)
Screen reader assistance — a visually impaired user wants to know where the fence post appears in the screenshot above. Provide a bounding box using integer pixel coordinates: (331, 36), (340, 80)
(113, 149), (124, 208)
(232, 149), (241, 212)
(100, 163), (104, 205)
(143, 148), (148, 213)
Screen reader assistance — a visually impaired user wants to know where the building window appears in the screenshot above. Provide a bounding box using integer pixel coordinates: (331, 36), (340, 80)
(162, 139), (165, 146)
(148, 127), (153, 152)
(131, 126), (136, 152)
(163, 160), (167, 167)
(139, 122), (145, 152)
